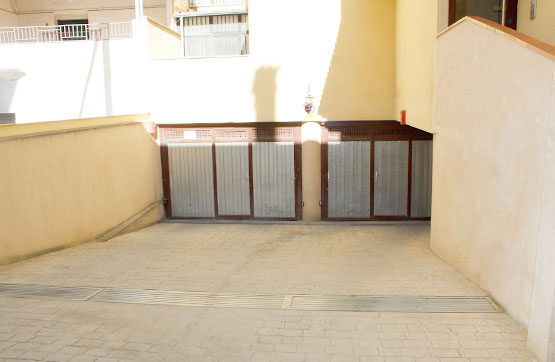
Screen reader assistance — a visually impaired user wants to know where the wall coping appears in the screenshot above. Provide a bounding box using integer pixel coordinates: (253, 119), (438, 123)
(147, 17), (181, 39)
(0, 113), (150, 141)
(437, 16), (555, 62)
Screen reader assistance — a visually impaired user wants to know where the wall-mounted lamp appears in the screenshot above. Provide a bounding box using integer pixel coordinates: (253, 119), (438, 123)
(304, 87), (314, 114)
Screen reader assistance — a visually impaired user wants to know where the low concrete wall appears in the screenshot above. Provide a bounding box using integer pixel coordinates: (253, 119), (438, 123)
(0, 114), (164, 265)
(432, 17), (555, 361)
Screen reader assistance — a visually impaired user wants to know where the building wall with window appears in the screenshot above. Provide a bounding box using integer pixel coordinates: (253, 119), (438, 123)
(5, 0), (168, 27)
(150, 0), (396, 124)
(0, 0), (17, 26)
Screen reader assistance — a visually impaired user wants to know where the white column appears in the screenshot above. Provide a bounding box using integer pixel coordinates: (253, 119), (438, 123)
(135, 0), (144, 18)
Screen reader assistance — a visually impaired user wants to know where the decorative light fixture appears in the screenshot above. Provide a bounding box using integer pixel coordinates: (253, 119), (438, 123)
(304, 86), (314, 114)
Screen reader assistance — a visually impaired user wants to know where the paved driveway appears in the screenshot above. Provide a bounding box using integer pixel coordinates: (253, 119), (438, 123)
(0, 222), (537, 361)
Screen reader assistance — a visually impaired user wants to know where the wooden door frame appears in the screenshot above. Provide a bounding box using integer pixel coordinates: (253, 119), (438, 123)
(449, 0), (519, 28)
(448, 0), (457, 26)
(320, 121), (432, 222)
(159, 123), (303, 221)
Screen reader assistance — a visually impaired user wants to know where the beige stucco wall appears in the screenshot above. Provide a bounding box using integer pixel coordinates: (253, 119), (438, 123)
(147, 18), (181, 60)
(0, 115), (164, 265)
(518, 0), (555, 45)
(0, 0), (17, 26)
(148, 0), (396, 123)
(10, 0), (167, 27)
(432, 18), (555, 361)
(528, 70), (555, 362)
(394, 0), (438, 133)
(301, 122), (322, 221)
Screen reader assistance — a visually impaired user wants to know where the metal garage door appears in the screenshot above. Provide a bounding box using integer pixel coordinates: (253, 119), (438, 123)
(167, 142), (215, 218)
(215, 142), (250, 216)
(374, 141), (409, 216)
(411, 140), (433, 217)
(322, 122), (433, 221)
(252, 142), (296, 218)
(161, 125), (301, 220)
(327, 141), (371, 218)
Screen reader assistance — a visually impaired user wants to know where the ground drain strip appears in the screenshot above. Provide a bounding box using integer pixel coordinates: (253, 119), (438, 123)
(290, 295), (498, 313)
(94, 288), (284, 309)
(0, 284), (103, 301)
(0, 284), (498, 312)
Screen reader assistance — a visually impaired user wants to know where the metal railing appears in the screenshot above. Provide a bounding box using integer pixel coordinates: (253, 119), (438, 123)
(0, 22), (132, 44)
(189, 0), (244, 6)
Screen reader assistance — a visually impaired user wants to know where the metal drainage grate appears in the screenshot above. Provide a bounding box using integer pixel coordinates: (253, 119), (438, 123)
(94, 288), (284, 309)
(290, 295), (498, 313)
(0, 283), (499, 313)
(0, 284), (103, 301)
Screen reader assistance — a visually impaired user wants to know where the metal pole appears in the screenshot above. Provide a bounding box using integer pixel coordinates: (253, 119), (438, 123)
(501, 0), (506, 25)
(181, 16), (185, 57)
(135, 0), (144, 18)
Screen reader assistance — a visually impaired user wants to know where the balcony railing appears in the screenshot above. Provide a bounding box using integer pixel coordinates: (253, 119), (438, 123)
(0, 22), (132, 44)
(189, 0), (245, 6)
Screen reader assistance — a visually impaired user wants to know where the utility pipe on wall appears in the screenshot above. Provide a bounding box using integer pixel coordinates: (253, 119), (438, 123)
(135, 0), (144, 18)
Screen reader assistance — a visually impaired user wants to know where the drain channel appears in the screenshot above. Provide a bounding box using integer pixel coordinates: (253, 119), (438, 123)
(290, 295), (498, 313)
(0, 284), (498, 313)
(94, 288), (284, 309)
(0, 284), (103, 301)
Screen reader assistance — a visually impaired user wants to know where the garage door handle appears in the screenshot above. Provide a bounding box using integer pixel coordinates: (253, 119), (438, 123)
(374, 171), (378, 179)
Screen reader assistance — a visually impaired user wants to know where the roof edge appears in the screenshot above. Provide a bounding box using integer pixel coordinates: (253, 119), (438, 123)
(437, 16), (555, 62)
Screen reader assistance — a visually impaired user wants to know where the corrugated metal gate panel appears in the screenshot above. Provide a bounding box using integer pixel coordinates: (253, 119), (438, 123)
(215, 143), (251, 216)
(411, 140), (433, 217)
(327, 141), (371, 218)
(252, 142), (295, 218)
(168, 143), (215, 217)
(374, 141), (409, 216)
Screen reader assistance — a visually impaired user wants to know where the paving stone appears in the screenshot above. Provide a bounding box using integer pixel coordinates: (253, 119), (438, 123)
(0, 223), (539, 361)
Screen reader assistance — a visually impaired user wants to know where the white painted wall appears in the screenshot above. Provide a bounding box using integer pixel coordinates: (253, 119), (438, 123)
(1, 0), (398, 125)
(147, 0), (396, 124)
(0, 19), (151, 123)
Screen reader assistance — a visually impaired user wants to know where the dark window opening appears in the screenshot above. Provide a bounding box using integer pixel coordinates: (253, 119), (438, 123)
(57, 19), (89, 41)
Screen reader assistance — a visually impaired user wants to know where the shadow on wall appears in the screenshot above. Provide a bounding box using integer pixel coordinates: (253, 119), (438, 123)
(252, 66), (279, 123)
(0, 68), (25, 122)
(318, 0), (395, 121)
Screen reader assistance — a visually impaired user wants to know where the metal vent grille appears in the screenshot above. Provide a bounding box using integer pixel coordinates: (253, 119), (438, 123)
(166, 129), (184, 140)
(195, 130), (212, 140)
(328, 127), (372, 140)
(166, 129), (212, 140)
(375, 128), (411, 138)
(215, 130), (248, 140)
(0, 284), (102, 301)
(95, 289), (284, 309)
(290, 296), (497, 313)
(253, 128), (294, 141)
